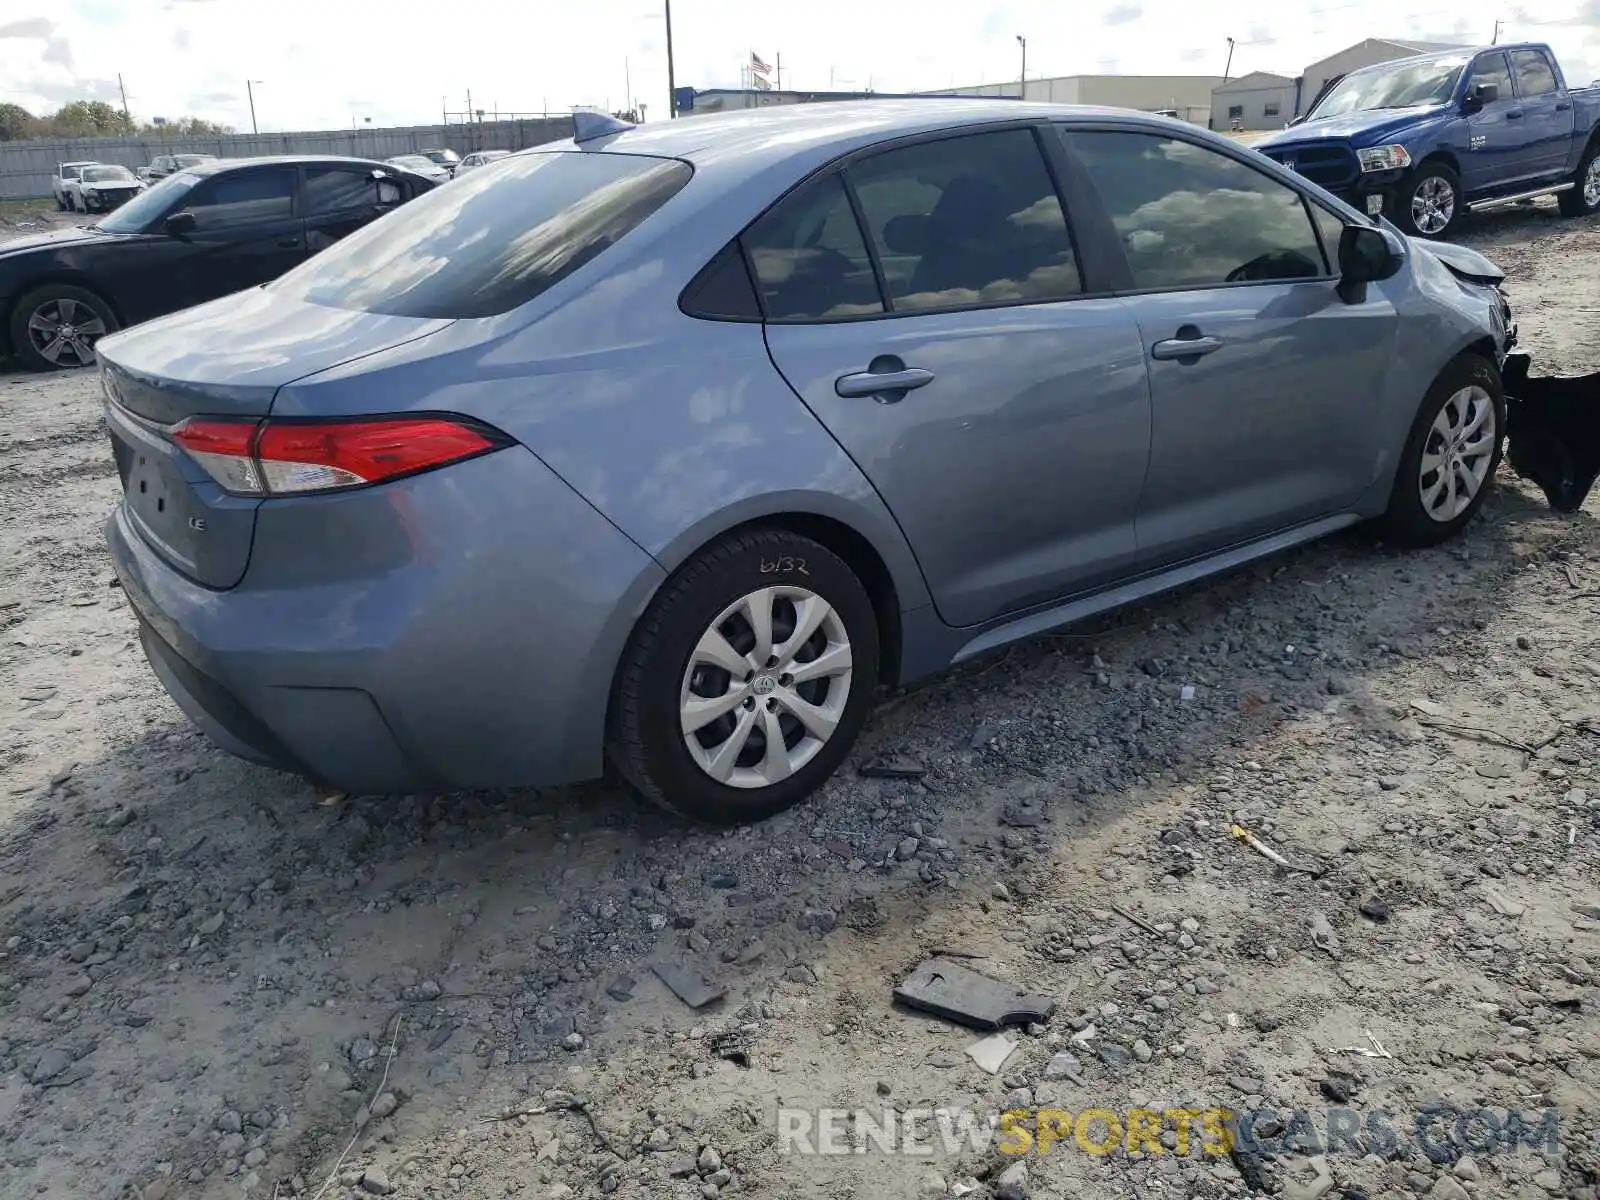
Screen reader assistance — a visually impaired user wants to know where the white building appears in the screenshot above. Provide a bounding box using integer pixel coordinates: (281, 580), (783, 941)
(1211, 71), (1296, 131)
(932, 74), (1222, 125)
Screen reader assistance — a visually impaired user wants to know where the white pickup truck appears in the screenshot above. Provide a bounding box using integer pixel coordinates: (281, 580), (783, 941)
(51, 161), (100, 211)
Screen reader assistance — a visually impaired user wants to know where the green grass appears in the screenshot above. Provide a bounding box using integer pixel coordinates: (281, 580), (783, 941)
(0, 197), (54, 222)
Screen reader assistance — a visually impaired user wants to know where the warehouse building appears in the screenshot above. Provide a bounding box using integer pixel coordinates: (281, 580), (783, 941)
(1210, 71), (1296, 131)
(932, 74), (1222, 125)
(1207, 37), (1470, 132)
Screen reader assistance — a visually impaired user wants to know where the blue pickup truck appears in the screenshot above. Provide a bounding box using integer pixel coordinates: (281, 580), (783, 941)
(1256, 43), (1600, 238)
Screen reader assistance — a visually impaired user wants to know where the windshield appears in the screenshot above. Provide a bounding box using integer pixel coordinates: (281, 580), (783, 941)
(1309, 54), (1470, 119)
(83, 166), (134, 182)
(174, 155), (213, 167)
(424, 150), (460, 165)
(97, 170), (202, 233)
(271, 150), (692, 318)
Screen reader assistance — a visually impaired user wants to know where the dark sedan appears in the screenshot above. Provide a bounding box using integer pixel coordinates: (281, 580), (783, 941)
(1, 155), (437, 371)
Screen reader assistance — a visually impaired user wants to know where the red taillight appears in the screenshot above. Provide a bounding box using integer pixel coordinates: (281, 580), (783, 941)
(170, 415), (507, 497)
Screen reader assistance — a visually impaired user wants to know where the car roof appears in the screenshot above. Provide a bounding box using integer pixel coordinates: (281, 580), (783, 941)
(545, 98), (1179, 171)
(534, 98), (1255, 199)
(182, 154), (396, 175)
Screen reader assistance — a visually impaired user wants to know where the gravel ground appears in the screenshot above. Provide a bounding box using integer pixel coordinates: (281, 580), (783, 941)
(1, 202), (1599, 1200)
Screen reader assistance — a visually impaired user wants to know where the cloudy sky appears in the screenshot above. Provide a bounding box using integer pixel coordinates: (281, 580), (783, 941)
(0, 0), (1594, 132)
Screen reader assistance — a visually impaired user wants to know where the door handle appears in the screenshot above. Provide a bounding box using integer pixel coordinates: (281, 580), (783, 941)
(276, 237), (301, 248)
(835, 365), (936, 399)
(1556, 101), (1573, 111)
(1506, 110), (1524, 119)
(1150, 335), (1223, 361)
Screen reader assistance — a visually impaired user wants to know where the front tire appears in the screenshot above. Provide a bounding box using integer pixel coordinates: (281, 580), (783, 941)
(608, 529), (880, 825)
(1396, 162), (1461, 239)
(8, 284), (119, 372)
(1558, 140), (1600, 218)
(1379, 354), (1504, 546)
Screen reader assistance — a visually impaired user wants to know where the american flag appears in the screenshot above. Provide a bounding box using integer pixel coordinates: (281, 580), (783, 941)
(750, 51), (772, 76)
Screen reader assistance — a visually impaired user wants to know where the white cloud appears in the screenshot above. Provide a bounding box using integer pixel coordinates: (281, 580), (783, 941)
(0, 0), (1591, 131)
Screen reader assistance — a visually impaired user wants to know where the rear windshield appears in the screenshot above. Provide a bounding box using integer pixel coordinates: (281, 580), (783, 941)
(270, 150), (692, 318)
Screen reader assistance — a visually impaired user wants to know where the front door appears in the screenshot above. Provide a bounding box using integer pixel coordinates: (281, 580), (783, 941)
(755, 127), (1152, 629)
(163, 165), (306, 312)
(1460, 52), (1523, 192)
(1063, 129), (1397, 566)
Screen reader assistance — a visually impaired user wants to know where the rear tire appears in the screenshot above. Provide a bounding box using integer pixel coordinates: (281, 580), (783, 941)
(1379, 354), (1504, 547)
(8, 284), (119, 372)
(608, 528), (879, 825)
(1558, 140), (1600, 217)
(1395, 161), (1461, 239)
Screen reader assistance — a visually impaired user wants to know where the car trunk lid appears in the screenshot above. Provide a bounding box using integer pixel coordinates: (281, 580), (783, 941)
(98, 287), (452, 589)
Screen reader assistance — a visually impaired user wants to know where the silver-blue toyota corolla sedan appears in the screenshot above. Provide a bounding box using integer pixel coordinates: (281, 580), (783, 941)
(99, 100), (1514, 824)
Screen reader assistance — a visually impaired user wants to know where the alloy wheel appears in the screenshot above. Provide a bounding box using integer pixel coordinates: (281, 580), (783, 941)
(1418, 385), (1496, 522)
(1584, 157), (1600, 209)
(1411, 176), (1455, 235)
(26, 298), (106, 368)
(678, 585), (853, 789)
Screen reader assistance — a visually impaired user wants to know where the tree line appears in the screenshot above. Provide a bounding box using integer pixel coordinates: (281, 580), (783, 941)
(0, 101), (232, 141)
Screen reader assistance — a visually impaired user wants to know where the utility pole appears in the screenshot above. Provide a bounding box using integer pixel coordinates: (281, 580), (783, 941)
(246, 79), (261, 134)
(1017, 35), (1027, 95)
(665, 0), (678, 117)
(117, 72), (131, 133)
(1223, 37), (1235, 83)
(625, 57), (632, 115)
(1492, 19), (1503, 43)
(776, 52), (782, 90)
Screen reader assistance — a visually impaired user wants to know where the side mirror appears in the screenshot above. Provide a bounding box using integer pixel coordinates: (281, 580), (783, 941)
(164, 211), (197, 237)
(1463, 81), (1499, 114)
(1337, 225), (1403, 302)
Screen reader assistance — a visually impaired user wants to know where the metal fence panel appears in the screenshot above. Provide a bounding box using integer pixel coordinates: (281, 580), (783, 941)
(0, 118), (573, 200)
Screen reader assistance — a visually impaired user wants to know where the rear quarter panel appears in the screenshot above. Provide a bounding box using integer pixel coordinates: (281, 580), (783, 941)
(274, 306), (934, 619)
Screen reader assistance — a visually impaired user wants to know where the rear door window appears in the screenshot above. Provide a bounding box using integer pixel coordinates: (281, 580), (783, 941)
(743, 173), (884, 320)
(846, 129), (1081, 311)
(271, 151), (691, 318)
(305, 166), (394, 215)
(1509, 50), (1559, 97)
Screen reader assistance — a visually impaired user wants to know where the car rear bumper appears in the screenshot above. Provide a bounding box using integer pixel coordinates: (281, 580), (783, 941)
(105, 444), (667, 794)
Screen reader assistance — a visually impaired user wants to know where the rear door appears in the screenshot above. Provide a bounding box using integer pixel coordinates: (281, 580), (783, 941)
(302, 164), (406, 255)
(1508, 48), (1571, 178)
(756, 126), (1152, 629)
(164, 165), (306, 309)
(1061, 128), (1396, 567)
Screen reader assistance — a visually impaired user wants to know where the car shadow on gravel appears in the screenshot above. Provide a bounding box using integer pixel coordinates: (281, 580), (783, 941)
(0, 479), (1593, 1199)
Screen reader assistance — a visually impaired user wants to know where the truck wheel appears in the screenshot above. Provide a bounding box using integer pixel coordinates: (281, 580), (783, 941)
(1558, 141), (1600, 217)
(1397, 162), (1461, 239)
